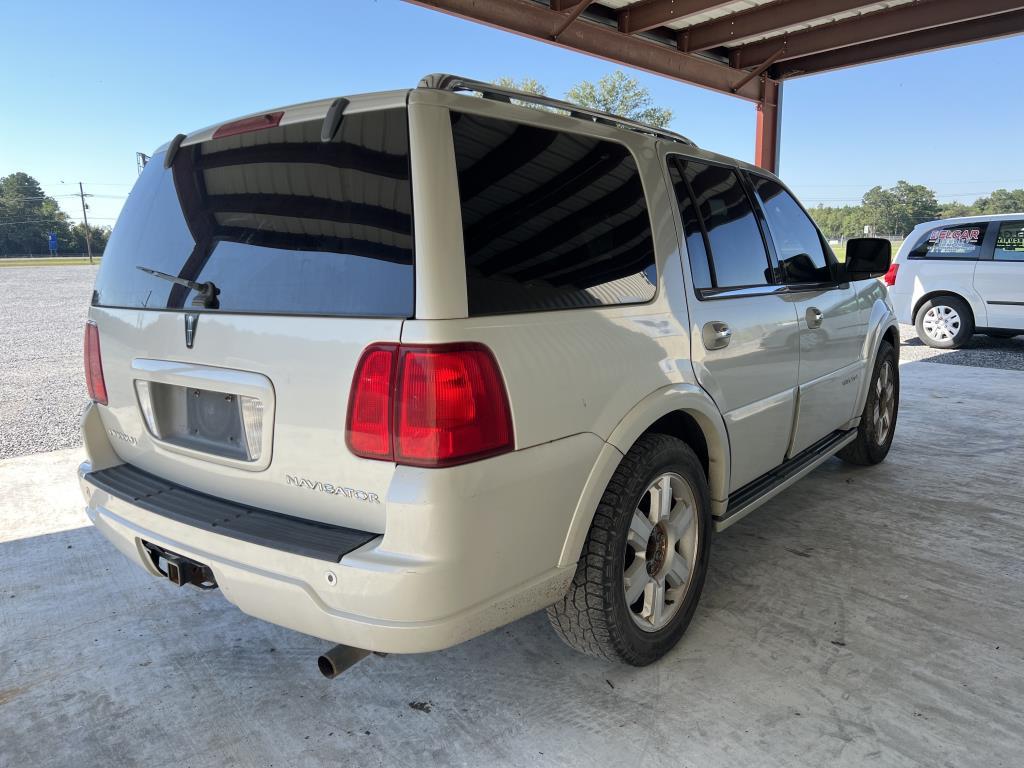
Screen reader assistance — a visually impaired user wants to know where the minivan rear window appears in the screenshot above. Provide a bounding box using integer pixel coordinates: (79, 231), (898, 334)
(450, 112), (656, 315)
(92, 108), (414, 317)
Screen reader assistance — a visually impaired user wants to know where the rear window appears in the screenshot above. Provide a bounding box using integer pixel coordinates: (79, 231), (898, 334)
(909, 223), (987, 260)
(92, 108), (414, 317)
(449, 112), (656, 315)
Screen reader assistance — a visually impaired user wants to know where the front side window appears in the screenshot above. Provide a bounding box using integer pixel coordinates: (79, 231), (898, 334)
(681, 159), (772, 289)
(994, 221), (1024, 262)
(751, 175), (832, 283)
(910, 223), (987, 260)
(450, 112), (656, 315)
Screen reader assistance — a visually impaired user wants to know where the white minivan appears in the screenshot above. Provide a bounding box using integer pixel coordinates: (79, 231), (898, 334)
(887, 214), (1024, 348)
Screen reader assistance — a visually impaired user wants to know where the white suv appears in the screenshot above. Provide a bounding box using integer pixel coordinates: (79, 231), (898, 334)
(887, 214), (1024, 348)
(79, 76), (900, 670)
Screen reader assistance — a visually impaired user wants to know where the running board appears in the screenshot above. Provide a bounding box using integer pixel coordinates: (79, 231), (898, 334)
(714, 428), (857, 531)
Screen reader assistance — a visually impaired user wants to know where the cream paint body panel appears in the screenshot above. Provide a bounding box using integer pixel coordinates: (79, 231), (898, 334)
(789, 284), (865, 455)
(686, 295), (801, 491)
(90, 307), (402, 534)
(973, 260), (1024, 329)
(81, 429), (602, 653)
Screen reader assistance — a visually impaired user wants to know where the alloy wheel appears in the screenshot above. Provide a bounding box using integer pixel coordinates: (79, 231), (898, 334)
(623, 473), (700, 632)
(872, 360), (896, 445)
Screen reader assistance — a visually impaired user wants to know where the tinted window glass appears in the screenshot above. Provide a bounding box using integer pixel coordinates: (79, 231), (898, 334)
(683, 159), (771, 288)
(668, 160), (712, 290)
(751, 175), (832, 283)
(910, 223), (987, 260)
(92, 109), (414, 317)
(994, 221), (1024, 262)
(450, 112), (656, 315)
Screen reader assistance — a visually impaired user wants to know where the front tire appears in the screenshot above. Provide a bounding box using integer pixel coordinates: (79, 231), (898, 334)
(547, 434), (711, 666)
(915, 295), (973, 348)
(838, 340), (898, 466)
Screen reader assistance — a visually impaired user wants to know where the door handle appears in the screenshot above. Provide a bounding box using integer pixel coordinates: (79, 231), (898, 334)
(807, 307), (824, 329)
(702, 321), (732, 350)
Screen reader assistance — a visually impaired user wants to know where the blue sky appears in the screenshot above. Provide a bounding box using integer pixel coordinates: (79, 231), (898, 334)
(3, 0), (1023, 227)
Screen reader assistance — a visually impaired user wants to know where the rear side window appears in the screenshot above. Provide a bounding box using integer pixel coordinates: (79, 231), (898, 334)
(750, 175), (832, 283)
(92, 108), (414, 317)
(450, 112), (656, 315)
(667, 160), (712, 290)
(678, 159), (772, 289)
(909, 223), (987, 260)
(994, 221), (1024, 261)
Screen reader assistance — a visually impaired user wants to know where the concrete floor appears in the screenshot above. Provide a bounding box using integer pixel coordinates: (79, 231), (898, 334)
(2, 360), (1022, 768)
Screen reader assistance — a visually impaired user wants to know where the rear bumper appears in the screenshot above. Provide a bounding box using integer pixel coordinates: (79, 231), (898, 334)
(79, 432), (603, 653)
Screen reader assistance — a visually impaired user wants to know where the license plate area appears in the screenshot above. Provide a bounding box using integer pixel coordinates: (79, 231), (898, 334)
(136, 382), (257, 461)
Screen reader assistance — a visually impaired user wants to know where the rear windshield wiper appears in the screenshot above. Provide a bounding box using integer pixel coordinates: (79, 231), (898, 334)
(136, 266), (220, 309)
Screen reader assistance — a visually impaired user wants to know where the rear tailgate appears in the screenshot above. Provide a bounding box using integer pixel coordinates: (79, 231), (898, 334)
(87, 97), (413, 533)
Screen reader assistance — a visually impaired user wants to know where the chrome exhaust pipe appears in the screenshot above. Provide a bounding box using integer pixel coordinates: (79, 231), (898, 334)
(317, 644), (372, 679)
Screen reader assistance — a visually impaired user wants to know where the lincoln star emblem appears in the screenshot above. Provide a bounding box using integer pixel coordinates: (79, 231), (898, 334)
(184, 313), (198, 349)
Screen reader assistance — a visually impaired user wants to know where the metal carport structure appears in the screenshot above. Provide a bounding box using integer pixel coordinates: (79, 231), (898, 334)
(405, 0), (1024, 172)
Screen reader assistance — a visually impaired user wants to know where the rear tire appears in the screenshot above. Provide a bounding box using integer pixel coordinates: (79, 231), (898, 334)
(838, 340), (898, 466)
(547, 434), (711, 666)
(915, 295), (973, 349)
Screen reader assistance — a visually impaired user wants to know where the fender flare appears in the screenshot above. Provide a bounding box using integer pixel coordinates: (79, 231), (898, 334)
(557, 384), (730, 568)
(855, 297), (900, 415)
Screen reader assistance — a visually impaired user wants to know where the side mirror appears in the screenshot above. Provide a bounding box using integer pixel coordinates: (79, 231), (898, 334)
(844, 238), (892, 280)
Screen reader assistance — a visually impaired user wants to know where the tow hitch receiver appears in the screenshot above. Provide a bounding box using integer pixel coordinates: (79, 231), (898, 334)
(142, 540), (218, 590)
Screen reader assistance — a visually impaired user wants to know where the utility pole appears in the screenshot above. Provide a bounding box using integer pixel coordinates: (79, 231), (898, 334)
(78, 182), (93, 264)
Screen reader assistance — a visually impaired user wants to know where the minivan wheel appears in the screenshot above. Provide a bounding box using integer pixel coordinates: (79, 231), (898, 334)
(547, 434), (711, 666)
(838, 339), (899, 466)
(916, 296), (973, 348)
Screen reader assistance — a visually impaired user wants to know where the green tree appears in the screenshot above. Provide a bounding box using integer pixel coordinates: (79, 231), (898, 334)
(973, 188), (1024, 214)
(492, 76), (550, 110)
(0, 172), (76, 254)
(938, 201), (971, 219)
(861, 180), (938, 236)
(493, 76), (547, 96)
(566, 71), (673, 128)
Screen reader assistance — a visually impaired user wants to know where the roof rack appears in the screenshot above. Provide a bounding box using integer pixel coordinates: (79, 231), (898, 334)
(418, 73), (696, 147)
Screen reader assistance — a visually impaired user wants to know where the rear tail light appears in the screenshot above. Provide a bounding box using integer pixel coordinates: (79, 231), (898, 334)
(84, 320), (107, 405)
(346, 343), (513, 467)
(347, 345), (397, 460)
(883, 263), (899, 286)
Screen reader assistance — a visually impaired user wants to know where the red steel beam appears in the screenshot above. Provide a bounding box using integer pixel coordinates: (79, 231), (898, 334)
(754, 78), (781, 173)
(405, 0), (764, 100)
(774, 8), (1024, 77)
(618, 0), (736, 35)
(679, 0), (876, 53)
(734, 0), (1024, 68)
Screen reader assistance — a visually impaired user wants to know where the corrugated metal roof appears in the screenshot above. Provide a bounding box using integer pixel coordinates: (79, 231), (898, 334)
(594, 0), (918, 48)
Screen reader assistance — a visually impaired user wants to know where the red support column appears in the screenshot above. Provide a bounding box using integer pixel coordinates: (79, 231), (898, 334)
(754, 78), (782, 174)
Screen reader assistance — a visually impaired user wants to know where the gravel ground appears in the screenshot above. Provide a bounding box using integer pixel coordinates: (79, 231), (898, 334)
(0, 265), (99, 459)
(898, 323), (1024, 369)
(0, 265), (1020, 459)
